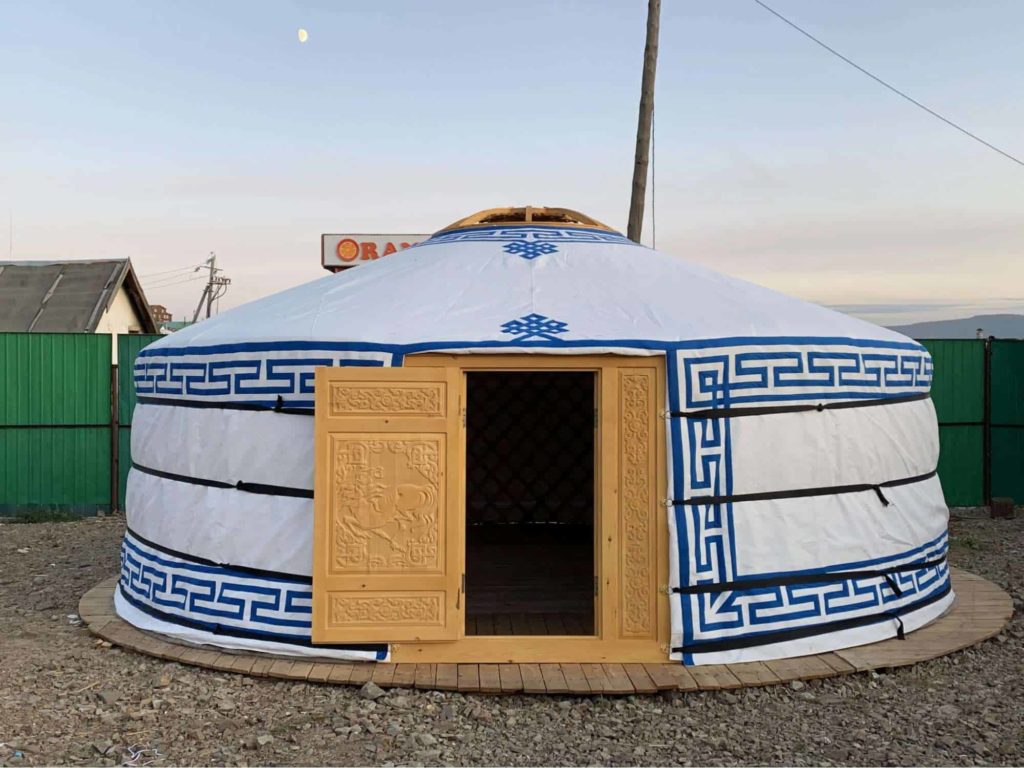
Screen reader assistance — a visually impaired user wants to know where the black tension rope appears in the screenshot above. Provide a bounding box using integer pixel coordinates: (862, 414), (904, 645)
(669, 468), (938, 508)
(132, 461), (313, 499)
(136, 395), (315, 416)
(668, 391), (929, 420)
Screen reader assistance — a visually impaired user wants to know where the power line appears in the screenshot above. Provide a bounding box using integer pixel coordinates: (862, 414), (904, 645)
(143, 274), (205, 289)
(752, 0), (1024, 168)
(140, 264), (203, 278)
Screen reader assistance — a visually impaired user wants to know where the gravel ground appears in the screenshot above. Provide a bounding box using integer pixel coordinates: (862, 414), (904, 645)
(0, 514), (1020, 767)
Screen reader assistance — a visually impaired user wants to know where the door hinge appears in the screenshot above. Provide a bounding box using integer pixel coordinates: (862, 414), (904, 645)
(594, 575), (599, 597)
(456, 573), (465, 610)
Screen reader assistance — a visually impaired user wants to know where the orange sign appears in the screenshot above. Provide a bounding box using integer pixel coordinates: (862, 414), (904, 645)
(321, 234), (429, 271)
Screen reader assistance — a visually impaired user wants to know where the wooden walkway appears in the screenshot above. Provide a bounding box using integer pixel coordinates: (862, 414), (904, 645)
(79, 569), (1012, 696)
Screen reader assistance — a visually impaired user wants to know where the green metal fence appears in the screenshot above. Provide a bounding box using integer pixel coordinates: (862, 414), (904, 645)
(0, 334), (113, 515)
(0, 332), (161, 516)
(920, 340), (987, 506)
(1, 332), (1022, 515)
(990, 339), (1024, 503)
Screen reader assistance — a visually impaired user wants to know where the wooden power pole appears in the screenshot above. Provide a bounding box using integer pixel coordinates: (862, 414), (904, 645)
(627, 0), (661, 244)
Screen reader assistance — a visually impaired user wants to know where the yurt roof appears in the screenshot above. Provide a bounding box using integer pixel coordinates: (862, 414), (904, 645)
(151, 207), (914, 352)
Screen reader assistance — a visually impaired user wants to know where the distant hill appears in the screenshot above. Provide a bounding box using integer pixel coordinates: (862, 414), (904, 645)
(889, 314), (1024, 339)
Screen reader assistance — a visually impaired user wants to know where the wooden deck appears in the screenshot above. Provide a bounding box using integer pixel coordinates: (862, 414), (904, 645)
(79, 568), (1012, 696)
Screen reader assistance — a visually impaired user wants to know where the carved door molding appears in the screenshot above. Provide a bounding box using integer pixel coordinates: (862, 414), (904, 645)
(312, 367), (462, 643)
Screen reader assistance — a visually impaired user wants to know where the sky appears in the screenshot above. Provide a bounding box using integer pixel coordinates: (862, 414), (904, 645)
(1, 0), (1021, 326)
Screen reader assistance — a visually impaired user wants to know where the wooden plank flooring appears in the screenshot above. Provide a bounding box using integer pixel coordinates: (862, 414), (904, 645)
(466, 611), (593, 636)
(80, 568), (1012, 696)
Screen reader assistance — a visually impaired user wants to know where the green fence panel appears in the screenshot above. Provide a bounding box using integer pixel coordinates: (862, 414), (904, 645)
(920, 339), (985, 425)
(991, 427), (1024, 503)
(935, 426), (984, 507)
(0, 333), (111, 426)
(0, 333), (112, 515)
(920, 339), (986, 507)
(989, 340), (1024, 502)
(990, 340), (1024, 427)
(118, 334), (163, 424)
(0, 426), (111, 514)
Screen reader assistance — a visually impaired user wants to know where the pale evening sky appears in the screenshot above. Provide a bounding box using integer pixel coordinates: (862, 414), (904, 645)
(1, 1), (1021, 326)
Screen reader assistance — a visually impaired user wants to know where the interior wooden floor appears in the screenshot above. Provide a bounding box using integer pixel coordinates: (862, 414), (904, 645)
(80, 569), (1013, 695)
(467, 613), (593, 636)
(465, 526), (594, 637)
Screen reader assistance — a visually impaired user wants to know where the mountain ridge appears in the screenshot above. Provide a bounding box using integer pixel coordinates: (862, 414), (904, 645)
(887, 313), (1024, 339)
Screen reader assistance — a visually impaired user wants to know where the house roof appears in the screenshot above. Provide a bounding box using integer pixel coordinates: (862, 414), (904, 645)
(0, 259), (158, 333)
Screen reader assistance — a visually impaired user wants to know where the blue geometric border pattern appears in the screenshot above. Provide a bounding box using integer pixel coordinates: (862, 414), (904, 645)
(692, 533), (950, 637)
(667, 341), (940, 659)
(417, 225), (638, 250)
(133, 349), (394, 408)
(120, 533), (313, 641)
(682, 347), (933, 408)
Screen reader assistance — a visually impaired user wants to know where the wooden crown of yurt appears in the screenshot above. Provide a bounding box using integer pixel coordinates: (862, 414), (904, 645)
(121, 206), (951, 666)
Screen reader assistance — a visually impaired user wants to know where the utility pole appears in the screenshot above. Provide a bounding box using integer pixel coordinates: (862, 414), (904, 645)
(627, 0), (660, 244)
(191, 252), (231, 323)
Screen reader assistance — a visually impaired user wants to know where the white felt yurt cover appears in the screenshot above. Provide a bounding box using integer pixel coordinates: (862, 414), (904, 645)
(120, 215), (951, 664)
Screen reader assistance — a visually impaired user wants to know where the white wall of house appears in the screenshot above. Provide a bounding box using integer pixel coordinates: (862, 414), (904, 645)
(96, 286), (144, 364)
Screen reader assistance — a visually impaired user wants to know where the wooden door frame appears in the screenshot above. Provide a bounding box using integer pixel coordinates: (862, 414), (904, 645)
(389, 353), (669, 663)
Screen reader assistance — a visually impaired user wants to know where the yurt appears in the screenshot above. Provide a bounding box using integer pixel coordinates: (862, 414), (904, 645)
(120, 207), (951, 667)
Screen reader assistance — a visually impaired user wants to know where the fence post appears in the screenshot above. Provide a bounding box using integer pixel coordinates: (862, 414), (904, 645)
(983, 336), (993, 507)
(110, 362), (119, 513)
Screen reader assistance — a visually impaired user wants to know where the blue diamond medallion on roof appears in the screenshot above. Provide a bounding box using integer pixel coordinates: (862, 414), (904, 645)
(500, 313), (569, 342)
(502, 240), (559, 260)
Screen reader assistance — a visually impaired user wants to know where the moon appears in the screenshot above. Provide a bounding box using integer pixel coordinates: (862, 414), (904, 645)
(297, 28), (308, 43)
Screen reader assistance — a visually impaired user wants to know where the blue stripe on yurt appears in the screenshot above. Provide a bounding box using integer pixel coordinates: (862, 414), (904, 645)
(118, 584), (387, 658)
(680, 574), (952, 657)
(136, 335), (928, 358)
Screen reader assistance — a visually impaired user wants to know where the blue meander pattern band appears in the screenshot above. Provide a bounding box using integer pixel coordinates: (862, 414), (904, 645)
(127, 335), (942, 660)
(119, 530), (386, 657)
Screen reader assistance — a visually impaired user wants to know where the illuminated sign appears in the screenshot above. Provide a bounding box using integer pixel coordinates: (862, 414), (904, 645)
(321, 234), (429, 271)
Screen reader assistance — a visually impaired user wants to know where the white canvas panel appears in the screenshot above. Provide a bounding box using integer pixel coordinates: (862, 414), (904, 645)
(131, 404), (314, 491)
(125, 469), (313, 576)
(729, 475), (947, 577)
(727, 398), (938, 496)
(143, 230), (909, 352)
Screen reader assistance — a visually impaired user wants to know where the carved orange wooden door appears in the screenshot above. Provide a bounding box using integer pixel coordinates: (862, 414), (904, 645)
(312, 366), (462, 643)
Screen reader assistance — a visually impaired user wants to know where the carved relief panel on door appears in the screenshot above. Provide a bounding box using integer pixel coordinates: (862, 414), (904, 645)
(330, 436), (444, 574)
(619, 369), (657, 639)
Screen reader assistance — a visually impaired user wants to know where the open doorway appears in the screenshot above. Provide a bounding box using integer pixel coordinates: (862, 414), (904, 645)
(464, 371), (596, 636)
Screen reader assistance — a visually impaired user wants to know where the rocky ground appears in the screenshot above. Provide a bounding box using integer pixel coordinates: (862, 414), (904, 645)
(0, 513), (1020, 767)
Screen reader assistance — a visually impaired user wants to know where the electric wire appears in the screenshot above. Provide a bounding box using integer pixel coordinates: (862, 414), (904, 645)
(752, 0), (1024, 168)
(139, 264), (203, 278)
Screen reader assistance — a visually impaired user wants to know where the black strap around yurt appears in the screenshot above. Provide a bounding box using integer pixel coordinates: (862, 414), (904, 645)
(668, 391), (929, 420)
(136, 394), (314, 415)
(671, 555), (946, 595)
(671, 579), (952, 655)
(131, 462), (313, 499)
(670, 468), (937, 508)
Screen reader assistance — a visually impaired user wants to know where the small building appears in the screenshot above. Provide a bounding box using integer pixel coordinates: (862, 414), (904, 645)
(0, 259), (158, 361)
(149, 304), (173, 327)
